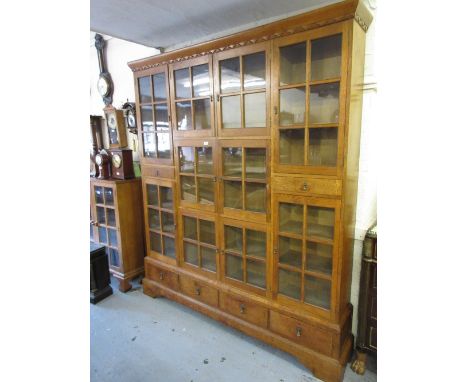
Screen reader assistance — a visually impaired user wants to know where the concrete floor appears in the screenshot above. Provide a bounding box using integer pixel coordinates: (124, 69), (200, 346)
(91, 277), (377, 382)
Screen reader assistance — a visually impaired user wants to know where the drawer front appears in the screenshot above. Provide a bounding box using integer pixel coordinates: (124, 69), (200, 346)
(220, 293), (268, 328)
(179, 275), (218, 307)
(141, 165), (175, 179)
(269, 310), (333, 356)
(146, 263), (179, 291)
(272, 175), (341, 197)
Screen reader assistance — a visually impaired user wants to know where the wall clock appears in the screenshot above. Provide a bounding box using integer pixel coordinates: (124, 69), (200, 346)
(122, 102), (137, 134)
(104, 105), (127, 149)
(110, 148), (134, 179)
(95, 34), (113, 105)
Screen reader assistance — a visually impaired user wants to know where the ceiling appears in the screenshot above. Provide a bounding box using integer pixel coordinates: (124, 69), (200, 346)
(90, 0), (342, 51)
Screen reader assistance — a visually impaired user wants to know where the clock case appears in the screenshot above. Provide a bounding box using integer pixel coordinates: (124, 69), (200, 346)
(103, 105), (127, 149)
(110, 148), (134, 180)
(96, 149), (111, 180)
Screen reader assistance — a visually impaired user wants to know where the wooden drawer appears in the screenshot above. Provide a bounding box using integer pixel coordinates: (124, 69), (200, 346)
(145, 263), (179, 291)
(272, 175), (341, 197)
(219, 292), (268, 328)
(269, 310), (333, 356)
(179, 275), (218, 307)
(141, 165), (174, 179)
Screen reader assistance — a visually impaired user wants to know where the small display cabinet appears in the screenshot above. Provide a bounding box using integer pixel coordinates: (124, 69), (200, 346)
(90, 177), (145, 291)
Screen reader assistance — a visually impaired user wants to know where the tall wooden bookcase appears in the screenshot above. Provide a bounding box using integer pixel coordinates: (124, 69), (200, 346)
(129, 1), (372, 381)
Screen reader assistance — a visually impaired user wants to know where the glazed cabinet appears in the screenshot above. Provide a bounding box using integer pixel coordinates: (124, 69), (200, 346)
(129, 1), (372, 381)
(90, 178), (145, 291)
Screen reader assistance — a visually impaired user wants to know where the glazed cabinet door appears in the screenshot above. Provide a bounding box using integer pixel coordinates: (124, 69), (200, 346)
(169, 56), (215, 138)
(218, 139), (270, 223)
(135, 66), (173, 166)
(273, 193), (340, 319)
(174, 138), (217, 212)
(91, 182), (122, 271)
(213, 42), (270, 137)
(143, 178), (177, 265)
(272, 23), (348, 176)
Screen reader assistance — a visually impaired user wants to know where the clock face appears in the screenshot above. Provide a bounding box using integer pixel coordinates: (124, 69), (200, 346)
(97, 76), (109, 97)
(112, 153), (122, 168)
(107, 113), (117, 129)
(127, 113), (136, 128)
(95, 154), (103, 166)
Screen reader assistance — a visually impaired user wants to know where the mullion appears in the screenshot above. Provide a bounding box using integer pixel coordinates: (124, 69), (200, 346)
(241, 147), (246, 210)
(304, 40), (312, 166)
(301, 203), (307, 302)
(158, 186), (165, 255)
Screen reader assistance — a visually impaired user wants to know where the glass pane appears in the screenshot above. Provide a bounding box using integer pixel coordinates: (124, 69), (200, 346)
(175, 68), (191, 99)
(97, 206), (105, 224)
(184, 241), (198, 265)
(246, 229), (266, 258)
(163, 236), (176, 259)
(192, 64), (210, 97)
(108, 248), (120, 267)
(309, 83), (340, 124)
(280, 87), (305, 126)
(198, 178), (214, 205)
(106, 208), (116, 227)
(307, 206), (335, 240)
(247, 259), (265, 288)
(180, 176), (196, 202)
(156, 132), (171, 159)
(138, 76), (151, 103)
(224, 225), (242, 254)
(306, 242), (333, 275)
(94, 187), (103, 204)
(220, 57), (240, 93)
(90, 222), (94, 241)
(141, 105), (154, 131)
(143, 133), (156, 158)
(279, 202), (303, 234)
(148, 208), (160, 230)
(280, 42), (306, 85)
(244, 92), (266, 128)
(194, 99), (211, 130)
(98, 227), (107, 244)
(225, 253), (243, 281)
(221, 95), (241, 129)
(183, 216), (197, 240)
(161, 211), (175, 233)
(108, 125), (119, 146)
(245, 183), (266, 213)
(201, 246), (217, 272)
(179, 147), (194, 173)
(309, 128), (337, 167)
(304, 275), (331, 309)
(176, 101), (192, 130)
(245, 148), (266, 179)
(146, 184), (158, 206)
(108, 228), (118, 247)
(196, 147), (213, 174)
(160, 187), (173, 210)
(152, 72), (167, 101)
(279, 129), (304, 165)
(279, 236), (302, 268)
(222, 147), (242, 177)
(154, 104), (169, 130)
(311, 34), (342, 81)
(243, 52), (265, 90)
(150, 231), (162, 253)
(278, 268), (301, 300)
(104, 188), (114, 205)
(224, 180), (242, 209)
(199, 219), (215, 245)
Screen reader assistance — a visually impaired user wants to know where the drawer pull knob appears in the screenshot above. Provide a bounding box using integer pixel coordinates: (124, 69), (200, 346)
(240, 304), (246, 314)
(296, 327), (302, 337)
(195, 287), (201, 296)
(159, 272), (164, 280)
(301, 182), (309, 191)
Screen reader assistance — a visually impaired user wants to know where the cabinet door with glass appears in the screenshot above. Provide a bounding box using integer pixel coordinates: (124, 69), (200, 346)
(174, 138), (217, 212)
(214, 42), (270, 137)
(143, 178), (177, 265)
(91, 183), (122, 271)
(136, 66), (173, 165)
(273, 193), (340, 319)
(221, 217), (270, 296)
(218, 139), (269, 223)
(169, 56), (215, 138)
(272, 23), (348, 176)
(179, 208), (218, 279)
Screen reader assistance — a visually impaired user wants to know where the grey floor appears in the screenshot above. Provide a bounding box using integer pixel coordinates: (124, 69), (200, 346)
(91, 277), (377, 382)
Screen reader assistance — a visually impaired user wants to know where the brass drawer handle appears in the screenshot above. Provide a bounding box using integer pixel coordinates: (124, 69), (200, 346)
(240, 303), (246, 314)
(159, 271), (164, 281)
(195, 287), (201, 296)
(301, 182), (309, 191)
(296, 327), (302, 337)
